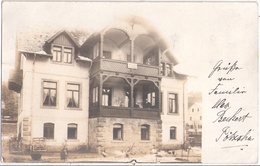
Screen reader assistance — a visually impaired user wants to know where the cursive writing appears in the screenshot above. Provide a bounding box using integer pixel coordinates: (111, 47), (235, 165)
(208, 60), (242, 78)
(213, 107), (251, 123)
(212, 98), (230, 109)
(218, 77), (235, 82)
(215, 126), (254, 142)
(209, 83), (247, 95)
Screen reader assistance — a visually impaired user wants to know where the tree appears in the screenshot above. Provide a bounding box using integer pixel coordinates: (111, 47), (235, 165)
(1, 81), (18, 121)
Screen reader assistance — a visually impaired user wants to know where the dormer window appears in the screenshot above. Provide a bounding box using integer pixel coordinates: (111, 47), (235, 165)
(52, 45), (73, 64)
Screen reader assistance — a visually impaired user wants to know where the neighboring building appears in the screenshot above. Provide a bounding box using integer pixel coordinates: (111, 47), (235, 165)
(8, 16), (188, 154)
(186, 102), (202, 146)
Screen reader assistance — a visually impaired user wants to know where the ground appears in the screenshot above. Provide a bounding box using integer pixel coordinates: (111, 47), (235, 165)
(2, 138), (201, 164)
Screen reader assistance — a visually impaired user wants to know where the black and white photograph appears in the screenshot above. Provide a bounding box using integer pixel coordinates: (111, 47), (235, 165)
(1, 1), (258, 164)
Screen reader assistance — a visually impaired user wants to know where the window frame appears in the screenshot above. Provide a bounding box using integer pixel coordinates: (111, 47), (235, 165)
(91, 86), (99, 106)
(170, 126), (177, 140)
(102, 87), (112, 106)
(51, 44), (74, 64)
(113, 123), (123, 141)
(168, 92), (179, 114)
(160, 62), (174, 77)
(43, 122), (55, 140)
(141, 124), (150, 141)
(93, 43), (100, 60)
(67, 123), (77, 140)
(103, 51), (112, 59)
(42, 80), (58, 108)
(65, 82), (81, 110)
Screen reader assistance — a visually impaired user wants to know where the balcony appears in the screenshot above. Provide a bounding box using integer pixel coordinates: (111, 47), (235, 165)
(90, 58), (160, 77)
(89, 106), (160, 120)
(8, 69), (23, 93)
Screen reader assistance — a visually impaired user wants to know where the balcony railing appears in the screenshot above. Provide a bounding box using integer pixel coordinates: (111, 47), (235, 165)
(89, 106), (161, 120)
(90, 58), (160, 77)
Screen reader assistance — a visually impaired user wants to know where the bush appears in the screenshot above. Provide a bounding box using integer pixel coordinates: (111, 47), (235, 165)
(31, 153), (42, 160)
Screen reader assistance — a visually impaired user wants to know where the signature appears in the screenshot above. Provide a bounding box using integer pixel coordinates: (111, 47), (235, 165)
(213, 107), (251, 123)
(212, 99), (251, 123)
(215, 126), (254, 142)
(208, 60), (242, 78)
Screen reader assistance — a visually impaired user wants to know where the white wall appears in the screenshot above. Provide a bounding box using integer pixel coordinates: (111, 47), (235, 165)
(20, 55), (90, 146)
(160, 77), (187, 145)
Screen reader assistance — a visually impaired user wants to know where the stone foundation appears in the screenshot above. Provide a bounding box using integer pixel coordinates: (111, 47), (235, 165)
(88, 117), (162, 155)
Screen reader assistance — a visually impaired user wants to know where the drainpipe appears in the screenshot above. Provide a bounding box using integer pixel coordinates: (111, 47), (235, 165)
(30, 53), (36, 147)
(183, 79), (187, 144)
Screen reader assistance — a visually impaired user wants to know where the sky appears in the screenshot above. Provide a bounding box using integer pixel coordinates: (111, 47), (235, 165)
(1, 1), (258, 92)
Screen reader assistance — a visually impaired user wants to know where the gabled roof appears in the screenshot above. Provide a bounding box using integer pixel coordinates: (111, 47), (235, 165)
(45, 29), (81, 48)
(188, 102), (203, 109)
(17, 27), (92, 52)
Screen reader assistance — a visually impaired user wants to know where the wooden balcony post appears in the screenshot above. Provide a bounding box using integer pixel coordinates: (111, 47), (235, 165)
(130, 39), (134, 62)
(99, 73), (103, 114)
(100, 33), (104, 59)
(158, 82), (162, 112)
(130, 79), (134, 109)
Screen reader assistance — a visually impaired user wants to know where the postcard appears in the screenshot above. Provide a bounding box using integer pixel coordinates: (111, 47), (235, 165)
(1, 1), (258, 164)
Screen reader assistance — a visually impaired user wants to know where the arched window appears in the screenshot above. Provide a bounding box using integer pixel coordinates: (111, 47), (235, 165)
(43, 123), (54, 139)
(170, 126), (176, 140)
(141, 124), (150, 140)
(113, 123), (123, 140)
(67, 123), (77, 139)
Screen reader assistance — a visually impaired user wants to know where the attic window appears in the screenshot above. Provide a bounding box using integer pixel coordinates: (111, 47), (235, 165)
(52, 45), (73, 64)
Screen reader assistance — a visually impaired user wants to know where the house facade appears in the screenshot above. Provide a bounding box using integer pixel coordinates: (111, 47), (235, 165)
(186, 103), (202, 146)
(8, 16), (187, 153)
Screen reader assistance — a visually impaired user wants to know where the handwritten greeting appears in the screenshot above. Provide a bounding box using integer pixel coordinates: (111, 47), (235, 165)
(208, 60), (254, 150)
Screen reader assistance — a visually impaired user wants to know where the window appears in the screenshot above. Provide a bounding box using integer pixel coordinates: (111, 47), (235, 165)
(160, 63), (165, 76)
(170, 126), (176, 140)
(43, 81), (57, 106)
(166, 63), (172, 76)
(146, 92), (156, 107)
(190, 125), (193, 129)
(44, 123), (54, 139)
(144, 55), (156, 66)
(190, 117), (192, 121)
(102, 88), (112, 106)
(200, 116), (202, 120)
(93, 43), (99, 59)
(52, 45), (73, 63)
(67, 83), (80, 108)
(198, 125), (202, 129)
(63, 47), (72, 63)
(141, 124), (150, 140)
(125, 89), (130, 107)
(67, 123), (77, 139)
(197, 108), (199, 112)
(192, 108), (194, 112)
(161, 62), (173, 77)
(103, 51), (111, 59)
(113, 124), (123, 140)
(169, 93), (178, 113)
(143, 85), (158, 109)
(92, 87), (99, 104)
(53, 46), (62, 62)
